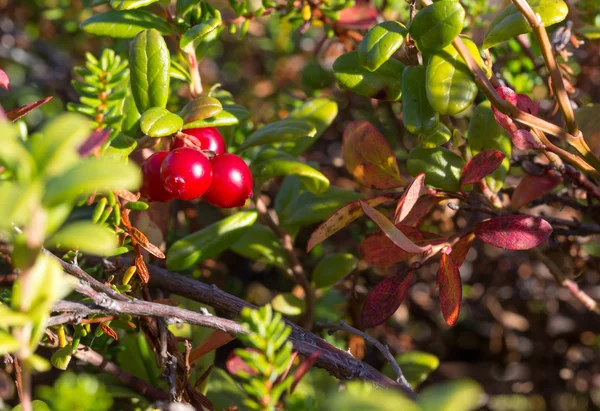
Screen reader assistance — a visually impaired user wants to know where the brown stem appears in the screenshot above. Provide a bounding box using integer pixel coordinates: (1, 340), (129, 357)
(255, 197), (316, 330)
(73, 345), (170, 402)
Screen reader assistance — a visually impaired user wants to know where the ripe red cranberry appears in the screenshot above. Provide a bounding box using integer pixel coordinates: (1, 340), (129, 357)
(172, 127), (226, 156)
(160, 147), (213, 201)
(141, 151), (174, 202)
(202, 154), (253, 208)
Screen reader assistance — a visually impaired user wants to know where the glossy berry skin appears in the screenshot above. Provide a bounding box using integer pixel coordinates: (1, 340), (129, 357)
(203, 153), (253, 208)
(141, 151), (174, 202)
(160, 147), (213, 201)
(172, 127), (226, 156)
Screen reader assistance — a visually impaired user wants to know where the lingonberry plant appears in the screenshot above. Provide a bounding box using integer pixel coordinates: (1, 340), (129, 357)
(1, 0), (600, 409)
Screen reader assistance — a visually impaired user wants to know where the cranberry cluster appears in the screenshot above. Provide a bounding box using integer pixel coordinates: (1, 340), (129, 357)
(141, 127), (253, 208)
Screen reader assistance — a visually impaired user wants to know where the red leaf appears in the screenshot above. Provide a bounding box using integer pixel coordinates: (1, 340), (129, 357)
(401, 194), (443, 226)
(306, 196), (389, 252)
(226, 349), (259, 376)
(511, 169), (562, 209)
(474, 215), (553, 250)
(511, 129), (543, 150)
(291, 351), (320, 393)
(337, 5), (378, 29)
(449, 233), (475, 268)
(361, 270), (413, 328)
(492, 86), (517, 133)
(0, 69), (9, 91)
(78, 128), (111, 157)
(394, 173), (425, 224)
(360, 225), (446, 267)
(343, 121), (405, 190)
(6, 96), (53, 121)
(360, 201), (427, 254)
(189, 330), (235, 364)
(437, 252), (462, 326)
(460, 150), (506, 186)
(516, 94), (539, 115)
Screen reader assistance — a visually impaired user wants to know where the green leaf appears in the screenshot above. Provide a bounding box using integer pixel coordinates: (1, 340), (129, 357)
(0, 182), (42, 232)
(286, 98), (338, 155)
(50, 344), (73, 370)
(0, 330), (19, 355)
(181, 104), (249, 129)
(43, 158), (141, 207)
(251, 150), (329, 194)
(117, 332), (161, 385)
(271, 293), (305, 316)
(409, 1), (465, 51)
(407, 146), (465, 191)
(325, 382), (419, 411)
(483, 0), (568, 49)
(29, 113), (93, 178)
(384, 351), (439, 388)
(280, 187), (362, 227)
(129, 29), (170, 113)
(0, 305), (30, 328)
(239, 119), (317, 151)
(419, 122), (452, 148)
(120, 93), (141, 137)
(426, 37), (481, 115)
(402, 66), (439, 134)
(81, 10), (171, 38)
(105, 133), (138, 160)
(333, 51), (405, 101)
(274, 175), (305, 216)
(207, 368), (250, 411)
(418, 379), (483, 411)
(467, 101), (511, 193)
(12, 400), (51, 411)
(179, 96), (224, 127)
(110, 0), (159, 10)
(46, 221), (118, 255)
(140, 107), (183, 137)
(167, 211), (258, 271)
(359, 21), (406, 71)
(180, 19), (221, 54)
(231, 225), (287, 268)
(312, 253), (358, 289)
(0, 121), (36, 181)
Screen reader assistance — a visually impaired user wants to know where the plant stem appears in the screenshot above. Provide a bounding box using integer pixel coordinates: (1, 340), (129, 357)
(187, 53), (202, 98)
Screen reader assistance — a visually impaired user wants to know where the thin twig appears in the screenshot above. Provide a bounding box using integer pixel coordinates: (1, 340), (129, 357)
(316, 320), (413, 391)
(73, 345), (170, 402)
(255, 197), (315, 330)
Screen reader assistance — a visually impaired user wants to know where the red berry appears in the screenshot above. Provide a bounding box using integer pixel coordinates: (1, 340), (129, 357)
(203, 154), (253, 208)
(141, 151), (174, 202)
(172, 127), (226, 155)
(160, 147), (213, 201)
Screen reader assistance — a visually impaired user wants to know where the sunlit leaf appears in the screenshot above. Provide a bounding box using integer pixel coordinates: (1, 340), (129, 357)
(361, 270), (412, 328)
(474, 215), (552, 250)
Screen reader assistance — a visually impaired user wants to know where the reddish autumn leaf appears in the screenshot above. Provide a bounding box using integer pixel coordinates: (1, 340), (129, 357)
(437, 252), (462, 326)
(190, 330), (235, 364)
(291, 351), (321, 393)
(360, 225), (446, 267)
(134, 254), (150, 284)
(79, 128), (111, 157)
(337, 5), (378, 29)
(343, 121), (405, 190)
(460, 150), (506, 186)
(130, 226), (165, 259)
(401, 194), (443, 226)
(511, 129), (543, 150)
(474, 215), (553, 250)
(450, 233), (475, 268)
(492, 86), (517, 134)
(511, 169), (563, 209)
(100, 323), (119, 340)
(361, 270), (413, 328)
(360, 201), (427, 254)
(394, 173), (425, 224)
(6, 96), (53, 121)
(226, 349), (260, 376)
(0, 69), (9, 91)
(516, 94), (539, 115)
(306, 196), (389, 252)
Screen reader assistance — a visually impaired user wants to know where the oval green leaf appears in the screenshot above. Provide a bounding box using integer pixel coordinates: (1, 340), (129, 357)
(312, 253), (358, 289)
(180, 19), (221, 54)
(333, 51), (405, 101)
(419, 122), (451, 148)
(426, 38), (480, 115)
(409, 1), (465, 51)
(359, 21), (407, 72)
(46, 221), (118, 256)
(271, 293), (306, 316)
(166, 211), (258, 271)
(110, 0), (159, 10)
(418, 379), (483, 411)
(407, 146), (465, 191)
(402, 66), (439, 134)
(140, 107), (183, 137)
(483, 0), (568, 49)
(231, 225), (287, 268)
(182, 103), (247, 129)
(129, 29), (170, 113)
(179, 96), (223, 124)
(283, 98), (338, 155)
(81, 10), (171, 38)
(239, 119), (316, 151)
